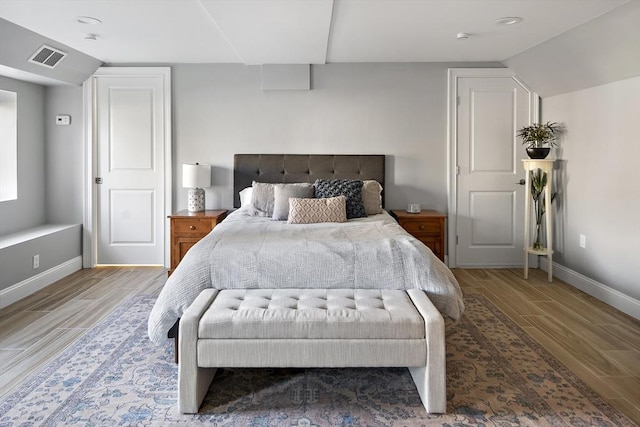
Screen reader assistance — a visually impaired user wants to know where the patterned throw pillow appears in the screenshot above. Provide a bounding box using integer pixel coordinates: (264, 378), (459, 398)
(287, 196), (347, 224)
(314, 179), (366, 219)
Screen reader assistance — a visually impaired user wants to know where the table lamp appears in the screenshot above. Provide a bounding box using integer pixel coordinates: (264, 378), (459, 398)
(183, 163), (211, 212)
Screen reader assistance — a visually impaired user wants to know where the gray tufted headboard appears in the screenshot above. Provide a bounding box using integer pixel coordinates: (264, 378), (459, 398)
(233, 154), (385, 208)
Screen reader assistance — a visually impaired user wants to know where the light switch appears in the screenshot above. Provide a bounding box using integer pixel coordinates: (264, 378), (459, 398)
(56, 115), (71, 125)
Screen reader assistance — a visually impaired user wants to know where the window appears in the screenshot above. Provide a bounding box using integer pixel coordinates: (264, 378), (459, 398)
(0, 89), (17, 202)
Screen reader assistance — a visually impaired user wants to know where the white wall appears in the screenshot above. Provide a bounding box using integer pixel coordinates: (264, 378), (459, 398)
(172, 62), (499, 213)
(543, 76), (640, 300)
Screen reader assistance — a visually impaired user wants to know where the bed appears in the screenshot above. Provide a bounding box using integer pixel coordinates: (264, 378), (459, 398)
(148, 154), (464, 347)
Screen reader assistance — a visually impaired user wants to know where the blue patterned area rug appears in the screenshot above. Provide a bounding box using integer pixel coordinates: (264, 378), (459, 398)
(0, 294), (634, 426)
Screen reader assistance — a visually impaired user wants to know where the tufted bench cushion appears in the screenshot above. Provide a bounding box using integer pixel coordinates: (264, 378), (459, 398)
(198, 289), (424, 339)
(179, 288), (446, 415)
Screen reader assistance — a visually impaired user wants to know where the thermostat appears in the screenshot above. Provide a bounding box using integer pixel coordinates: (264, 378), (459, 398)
(56, 115), (71, 125)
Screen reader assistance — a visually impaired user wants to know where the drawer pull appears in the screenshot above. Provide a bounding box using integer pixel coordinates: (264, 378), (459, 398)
(419, 225), (425, 230)
(189, 225), (196, 230)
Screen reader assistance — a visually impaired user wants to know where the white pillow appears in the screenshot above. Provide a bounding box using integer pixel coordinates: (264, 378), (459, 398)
(239, 187), (253, 207)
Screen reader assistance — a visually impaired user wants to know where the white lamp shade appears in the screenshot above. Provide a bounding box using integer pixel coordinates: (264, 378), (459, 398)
(182, 163), (211, 189)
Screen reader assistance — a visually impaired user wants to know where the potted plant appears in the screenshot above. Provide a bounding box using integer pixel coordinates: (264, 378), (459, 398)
(517, 121), (561, 159)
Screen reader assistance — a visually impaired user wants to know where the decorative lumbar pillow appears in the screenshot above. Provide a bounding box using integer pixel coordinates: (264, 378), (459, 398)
(314, 179), (366, 219)
(272, 183), (315, 220)
(250, 181), (276, 217)
(362, 180), (383, 215)
(288, 196), (347, 224)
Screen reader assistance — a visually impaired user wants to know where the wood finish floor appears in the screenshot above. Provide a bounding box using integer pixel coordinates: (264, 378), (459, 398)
(0, 266), (638, 423)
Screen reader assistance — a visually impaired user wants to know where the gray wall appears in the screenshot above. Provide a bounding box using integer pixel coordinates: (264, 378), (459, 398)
(504, 0), (640, 308)
(0, 79), (84, 230)
(0, 225), (81, 290)
(0, 79), (82, 293)
(172, 62), (499, 213)
(45, 85), (84, 224)
(0, 18), (102, 86)
(505, 1), (640, 98)
(543, 76), (640, 300)
(0, 76), (46, 236)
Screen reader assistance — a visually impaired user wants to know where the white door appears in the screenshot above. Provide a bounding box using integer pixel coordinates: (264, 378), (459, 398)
(449, 69), (536, 267)
(94, 72), (168, 265)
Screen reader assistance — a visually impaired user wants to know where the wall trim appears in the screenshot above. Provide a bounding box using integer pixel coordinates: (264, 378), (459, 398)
(0, 256), (82, 309)
(540, 258), (639, 320)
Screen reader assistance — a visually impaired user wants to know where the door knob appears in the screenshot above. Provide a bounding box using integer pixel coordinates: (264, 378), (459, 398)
(516, 179), (525, 186)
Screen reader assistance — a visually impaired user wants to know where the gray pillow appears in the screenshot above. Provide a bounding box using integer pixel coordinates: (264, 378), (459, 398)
(250, 181), (275, 217)
(272, 183), (314, 220)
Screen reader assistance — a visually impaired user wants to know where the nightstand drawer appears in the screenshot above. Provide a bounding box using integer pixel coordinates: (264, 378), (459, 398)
(415, 237), (442, 258)
(173, 219), (212, 236)
(390, 210), (447, 262)
(401, 221), (441, 236)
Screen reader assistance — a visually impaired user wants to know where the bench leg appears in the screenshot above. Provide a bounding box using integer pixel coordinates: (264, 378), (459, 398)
(179, 366), (217, 414)
(409, 363), (445, 414)
(178, 289), (219, 414)
(407, 290), (446, 414)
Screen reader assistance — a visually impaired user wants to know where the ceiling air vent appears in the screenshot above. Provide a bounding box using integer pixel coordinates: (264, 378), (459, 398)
(28, 45), (67, 69)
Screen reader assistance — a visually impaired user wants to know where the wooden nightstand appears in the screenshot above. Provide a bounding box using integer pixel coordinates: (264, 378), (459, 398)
(391, 210), (447, 262)
(168, 210), (227, 276)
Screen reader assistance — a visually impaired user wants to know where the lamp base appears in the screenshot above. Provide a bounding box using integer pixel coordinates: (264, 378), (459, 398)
(187, 188), (205, 212)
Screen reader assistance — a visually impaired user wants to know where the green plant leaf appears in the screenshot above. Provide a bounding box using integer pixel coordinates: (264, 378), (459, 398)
(517, 121), (561, 148)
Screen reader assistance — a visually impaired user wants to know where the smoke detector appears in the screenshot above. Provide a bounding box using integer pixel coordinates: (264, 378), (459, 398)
(28, 45), (67, 69)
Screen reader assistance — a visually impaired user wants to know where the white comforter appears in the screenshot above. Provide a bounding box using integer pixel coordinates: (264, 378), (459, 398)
(148, 209), (464, 344)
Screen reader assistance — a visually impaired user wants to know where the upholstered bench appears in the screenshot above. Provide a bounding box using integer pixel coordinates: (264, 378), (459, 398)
(178, 288), (446, 414)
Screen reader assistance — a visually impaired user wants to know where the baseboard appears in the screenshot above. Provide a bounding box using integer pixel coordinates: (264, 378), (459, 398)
(539, 258), (640, 320)
(0, 256), (82, 309)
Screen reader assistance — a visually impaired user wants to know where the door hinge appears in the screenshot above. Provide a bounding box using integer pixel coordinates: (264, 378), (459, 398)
(456, 235), (459, 245)
(95, 177), (103, 184)
(456, 96), (460, 106)
(456, 166), (460, 176)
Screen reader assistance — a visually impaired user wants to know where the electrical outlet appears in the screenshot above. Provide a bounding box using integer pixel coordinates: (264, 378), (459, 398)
(33, 254), (40, 269)
(579, 234), (586, 248)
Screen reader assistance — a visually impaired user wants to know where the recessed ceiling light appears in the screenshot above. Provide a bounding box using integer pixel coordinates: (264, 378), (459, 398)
(84, 33), (98, 41)
(77, 16), (102, 25)
(456, 32), (470, 40)
(495, 16), (523, 25)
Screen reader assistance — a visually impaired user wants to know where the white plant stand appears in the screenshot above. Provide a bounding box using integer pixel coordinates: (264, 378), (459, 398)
(523, 159), (555, 282)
